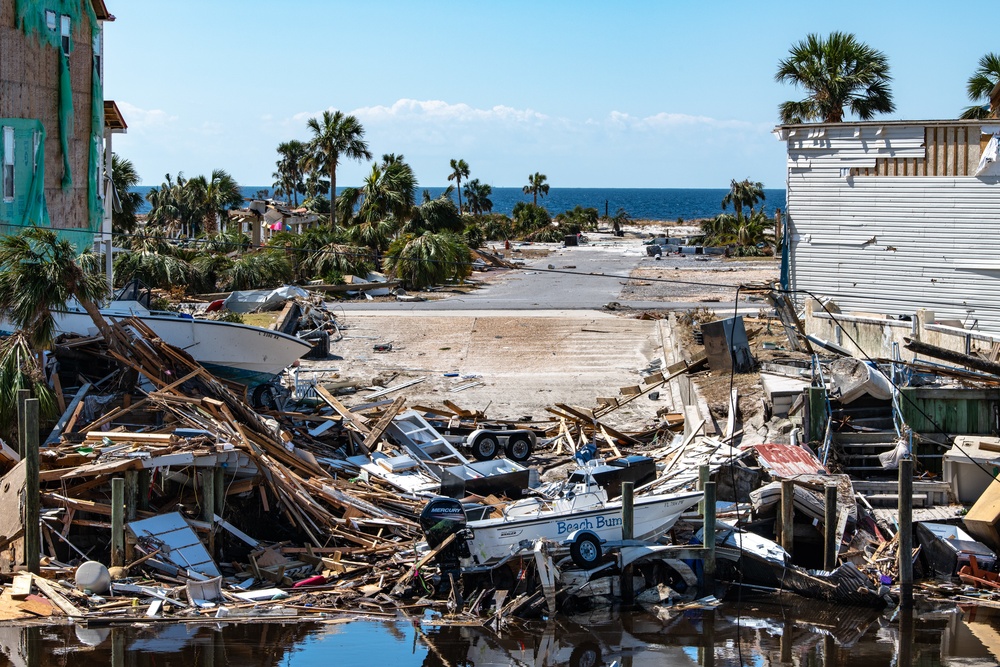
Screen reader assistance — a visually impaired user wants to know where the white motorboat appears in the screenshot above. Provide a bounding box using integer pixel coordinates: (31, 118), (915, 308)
(2, 290), (312, 393)
(420, 474), (703, 570)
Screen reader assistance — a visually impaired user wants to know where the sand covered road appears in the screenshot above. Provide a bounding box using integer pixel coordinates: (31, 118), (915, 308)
(301, 310), (669, 429)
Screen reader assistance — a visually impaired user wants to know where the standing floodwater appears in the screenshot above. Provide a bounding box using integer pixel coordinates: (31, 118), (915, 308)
(3, 599), (1000, 667)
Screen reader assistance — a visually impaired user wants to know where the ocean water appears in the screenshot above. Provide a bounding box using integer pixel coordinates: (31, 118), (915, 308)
(131, 186), (786, 222)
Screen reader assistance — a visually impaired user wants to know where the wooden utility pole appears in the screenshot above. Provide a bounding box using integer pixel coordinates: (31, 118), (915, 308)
(17, 389), (30, 459)
(621, 481), (634, 604)
(899, 458), (914, 608)
(703, 481), (717, 587)
(780, 479), (795, 557)
(824, 483), (838, 570)
(111, 477), (124, 567)
(24, 398), (40, 574)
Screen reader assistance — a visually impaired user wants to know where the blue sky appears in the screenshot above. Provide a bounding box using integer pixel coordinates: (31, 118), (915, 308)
(105, 0), (997, 191)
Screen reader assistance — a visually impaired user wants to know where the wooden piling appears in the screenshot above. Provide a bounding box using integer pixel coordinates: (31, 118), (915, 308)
(137, 469), (151, 511)
(124, 470), (138, 522)
(214, 468), (225, 516)
(780, 479), (795, 557)
(698, 464), (709, 516)
(111, 477), (124, 568)
(17, 389), (30, 459)
(808, 387), (827, 444)
(703, 481), (716, 586)
(24, 398), (40, 575)
(203, 470), (216, 555)
(621, 481), (634, 604)
(899, 458), (913, 608)
(824, 483), (838, 570)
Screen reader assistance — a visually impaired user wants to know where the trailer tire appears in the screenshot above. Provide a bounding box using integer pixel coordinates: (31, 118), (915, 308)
(504, 435), (533, 462)
(570, 533), (602, 569)
(252, 384), (279, 410)
(470, 434), (500, 461)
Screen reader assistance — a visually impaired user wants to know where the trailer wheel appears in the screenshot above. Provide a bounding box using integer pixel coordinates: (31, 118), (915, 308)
(504, 435), (533, 462)
(470, 434), (500, 461)
(570, 533), (602, 569)
(252, 384), (278, 410)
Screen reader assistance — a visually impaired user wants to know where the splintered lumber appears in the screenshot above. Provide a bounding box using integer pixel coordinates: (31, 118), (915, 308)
(363, 397), (406, 449)
(594, 355), (706, 418)
(904, 337), (1000, 377)
(316, 385), (371, 435)
(45, 383), (91, 446)
(391, 533), (457, 595)
(551, 404), (640, 445)
(30, 576), (84, 617)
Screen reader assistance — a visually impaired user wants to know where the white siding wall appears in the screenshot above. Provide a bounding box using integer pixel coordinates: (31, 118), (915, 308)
(785, 124), (1000, 333)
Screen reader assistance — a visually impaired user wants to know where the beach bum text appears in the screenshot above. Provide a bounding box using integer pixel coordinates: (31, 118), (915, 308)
(557, 515), (622, 535)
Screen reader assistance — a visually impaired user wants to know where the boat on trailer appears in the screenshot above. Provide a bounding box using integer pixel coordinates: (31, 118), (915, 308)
(420, 473), (703, 571)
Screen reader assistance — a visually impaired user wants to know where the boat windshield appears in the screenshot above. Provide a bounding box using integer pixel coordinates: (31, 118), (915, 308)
(113, 279), (153, 308)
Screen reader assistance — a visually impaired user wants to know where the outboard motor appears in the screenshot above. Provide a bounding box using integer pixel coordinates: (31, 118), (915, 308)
(419, 497), (472, 577)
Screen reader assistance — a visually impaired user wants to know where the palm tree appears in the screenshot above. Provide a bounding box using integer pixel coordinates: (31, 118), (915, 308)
(0, 227), (111, 349)
(721, 178), (765, 224)
(383, 232), (472, 289)
(523, 172), (550, 206)
(463, 179), (493, 215)
(273, 140), (308, 206)
(188, 169), (243, 235)
(304, 110), (373, 227)
(960, 53), (1000, 120)
(111, 153), (144, 234)
(448, 159), (470, 212)
(775, 32), (895, 123)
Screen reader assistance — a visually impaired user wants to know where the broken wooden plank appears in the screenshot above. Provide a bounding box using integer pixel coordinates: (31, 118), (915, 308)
(45, 383), (91, 446)
(315, 385), (371, 435)
(31, 576), (84, 616)
(363, 396), (406, 449)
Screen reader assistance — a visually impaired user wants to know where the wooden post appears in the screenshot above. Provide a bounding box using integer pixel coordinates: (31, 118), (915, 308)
(24, 399), (40, 575)
(824, 483), (838, 570)
(202, 470), (216, 555)
(703, 481), (716, 588)
(698, 464), (710, 516)
(621, 481), (634, 604)
(17, 389), (30, 459)
(137, 469), (152, 511)
(123, 470), (138, 522)
(214, 468), (225, 516)
(111, 626), (125, 667)
(898, 458), (913, 608)
(111, 477), (124, 568)
(780, 479), (795, 557)
(808, 387), (827, 444)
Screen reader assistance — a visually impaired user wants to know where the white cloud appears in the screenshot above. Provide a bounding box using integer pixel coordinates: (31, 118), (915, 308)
(115, 102), (178, 132)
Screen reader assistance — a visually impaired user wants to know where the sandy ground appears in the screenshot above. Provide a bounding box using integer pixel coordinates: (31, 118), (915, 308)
(297, 231), (779, 431)
(301, 311), (668, 430)
(624, 257), (779, 303)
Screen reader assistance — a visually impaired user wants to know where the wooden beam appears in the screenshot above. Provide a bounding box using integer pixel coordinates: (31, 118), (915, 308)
(363, 396), (406, 449)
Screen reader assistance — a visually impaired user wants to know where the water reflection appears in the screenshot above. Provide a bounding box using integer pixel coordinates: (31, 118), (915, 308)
(2, 601), (1000, 666)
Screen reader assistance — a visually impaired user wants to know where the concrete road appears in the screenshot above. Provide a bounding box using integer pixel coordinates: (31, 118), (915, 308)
(336, 240), (746, 313)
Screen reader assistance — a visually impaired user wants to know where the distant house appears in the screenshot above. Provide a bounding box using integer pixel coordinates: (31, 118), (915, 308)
(775, 119), (1000, 333)
(0, 0), (120, 250)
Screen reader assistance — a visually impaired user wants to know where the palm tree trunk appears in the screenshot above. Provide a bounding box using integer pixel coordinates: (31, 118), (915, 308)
(457, 177), (463, 213)
(533, 191), (537, 207)
(330, 166), (338, 228)
(78, 297), (116, 349)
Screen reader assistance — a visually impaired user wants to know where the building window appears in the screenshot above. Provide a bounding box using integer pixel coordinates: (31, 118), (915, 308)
(45, 10), (56, 30)
(60, 15), (71, 55)
(2, 127), (14, 202)
(93, 33), (101, 78)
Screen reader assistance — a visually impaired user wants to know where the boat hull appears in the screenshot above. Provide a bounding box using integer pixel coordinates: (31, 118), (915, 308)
(26, 306), (311, 387)
(463, 490), (703, 566)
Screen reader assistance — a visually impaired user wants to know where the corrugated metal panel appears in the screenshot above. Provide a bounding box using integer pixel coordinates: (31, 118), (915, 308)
(786, 165), (1000, 332)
